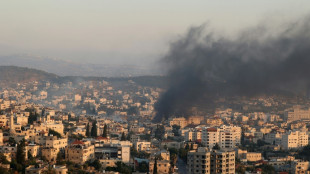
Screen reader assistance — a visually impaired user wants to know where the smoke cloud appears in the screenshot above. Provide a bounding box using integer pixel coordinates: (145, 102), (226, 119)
(154, 15), (310, 122)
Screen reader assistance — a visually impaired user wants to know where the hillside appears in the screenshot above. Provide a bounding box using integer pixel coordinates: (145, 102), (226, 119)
(0, 66), (167, 88)
(0, 66), (59, 86)
(0, 55), (160, 77)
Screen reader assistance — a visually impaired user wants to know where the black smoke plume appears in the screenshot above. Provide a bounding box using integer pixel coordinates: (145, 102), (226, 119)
(154, 16), (310, 122)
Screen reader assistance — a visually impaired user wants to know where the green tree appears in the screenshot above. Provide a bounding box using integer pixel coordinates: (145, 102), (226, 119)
(154, 125), (165, 140)
(10, 159), (22, 172)
(190, 143), (194, 150)
(0, 167), (9, 174)
(0, 152), (9, 164)
(213, 143), (220, 150)
(172, 125), (180, 136)
(8, 137), (16, 146)
(102, 124), (108, 138)
(260, 164), (276, 174)
(106, 161), (132, 174)
(90, 121), (97, 137)
(137, 161), (149, 173)
(26, 108), (39, 125)
(126, 132), (133, 141)
(140, 134), (151, 141)
(49, 129), (62, 138)
(16, 139), (26, 165)
(88, 159), (102, 171)
(185, 143), (190, 150)
(121, 132), (126, 141)
(127, 107), (138, 115)
(153, 158), (158, 174)
(56, 151), (65, 165)
(86, 123), (90, 137)
(178, 148), (189, 162)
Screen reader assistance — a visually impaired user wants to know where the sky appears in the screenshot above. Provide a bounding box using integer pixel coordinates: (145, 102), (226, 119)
(0, 0), (310, 66)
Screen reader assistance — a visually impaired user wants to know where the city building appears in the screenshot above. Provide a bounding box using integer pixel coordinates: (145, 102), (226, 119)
(65, 140), (95, 164)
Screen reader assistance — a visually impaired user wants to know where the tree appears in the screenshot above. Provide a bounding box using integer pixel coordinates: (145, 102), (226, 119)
(8, 137), (16, 146)
(190, 143), (194, 150)
(48, 129), (62, 138)
(10, 159), (22, 172)
(26, 108), (39, 125)
(140, 134), (151, 141)
(130, 147), (150, 159)
(28, 112), (37, 125)
(90, 121), (97, 137)
(172, 125), (180, 136)
(154, 125), (165, 140)
(16, 139), (26, 165)
(0, 152), (9, 164)
(213, 143), (220, 150)
(85, 123), (90, 137)
(106, 161), (132, 174)
(137, 161), (149, 173)
(56, 151), (65, 165)
(260, 164), (276, 174)
(179, 148), (189, 162)
(0, 167), (9, 174)
(88, 159), (102, 171)
(185, 143), (190, 150)
(298, 144), (310, 161)
(121, 132), (126, 141)
(153, 158), (158, 174)
(102, 124), (108, 138)
(126, 132), (133, 141)
(127, 107), (138, 116)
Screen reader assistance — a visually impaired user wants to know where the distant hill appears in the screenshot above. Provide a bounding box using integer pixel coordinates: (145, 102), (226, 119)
(0, 66), (59, 86)
(0, 66), (167, 88)
(0, 54), (161, 77)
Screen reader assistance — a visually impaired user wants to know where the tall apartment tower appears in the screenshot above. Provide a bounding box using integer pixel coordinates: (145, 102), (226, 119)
(187, 147), (235, 174)
(202, 125), (241, 149)
(210, 150), (235, 174)
(187, 147), (211, 174)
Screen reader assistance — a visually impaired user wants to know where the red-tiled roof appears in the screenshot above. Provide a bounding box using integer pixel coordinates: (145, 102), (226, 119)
(206, 128), (217, 132)
(96, 136), (108, 140)
(196, 139), (202, 143)
(39, 131), (46, 134)
(72, 140), (84, 145)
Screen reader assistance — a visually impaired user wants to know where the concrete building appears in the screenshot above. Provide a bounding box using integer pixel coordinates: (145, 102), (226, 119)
(202, 125), (241, 149)
(210, 150), (235, 174)
(292, 160), (309, 174)
(149, 159), (170, 174)
(187, 147), (211, 174)
(185, 128), (202, 142)
(285, 106), (310, 123)
(134, 141), (151, 152)
(95, 141), (130, 164)
(187, 147), (235, 174)
(188, 116), (204, 125)
(169, 117), (188, 128)
(53, 165), (68, 174)
(42, 147), (58, 163)
(281, 131), (308, 150)
(236, 149), (262, 162)
(65, 140), (95, 164)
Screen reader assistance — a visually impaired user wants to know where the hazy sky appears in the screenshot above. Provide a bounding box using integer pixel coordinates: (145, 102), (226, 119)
(1, 0), (310, 66)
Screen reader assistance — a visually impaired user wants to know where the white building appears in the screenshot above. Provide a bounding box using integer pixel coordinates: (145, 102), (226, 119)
(134, 141), (151, 152)
(185, 128), (202, 142)
(202, 125), (241, 149)
(281, 131), (308, 150)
